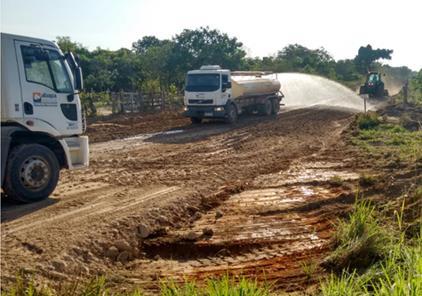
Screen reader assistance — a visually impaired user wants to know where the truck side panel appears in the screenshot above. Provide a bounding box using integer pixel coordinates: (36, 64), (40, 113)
(1, 34), (23, 120)
(1, 126), (26, 186)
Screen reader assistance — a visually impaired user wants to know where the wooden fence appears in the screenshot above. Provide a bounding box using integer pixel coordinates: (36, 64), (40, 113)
(82, 91), (184, 117)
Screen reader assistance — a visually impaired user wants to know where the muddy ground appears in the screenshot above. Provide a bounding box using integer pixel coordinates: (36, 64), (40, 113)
(2, 106), (374, 294)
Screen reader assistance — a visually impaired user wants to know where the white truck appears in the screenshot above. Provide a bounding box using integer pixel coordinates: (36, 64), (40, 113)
(1, 33), (89, 203)
(183, 65), (283, 123)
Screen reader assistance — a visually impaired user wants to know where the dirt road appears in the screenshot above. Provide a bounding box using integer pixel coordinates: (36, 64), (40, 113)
(1, 75), (366, 293)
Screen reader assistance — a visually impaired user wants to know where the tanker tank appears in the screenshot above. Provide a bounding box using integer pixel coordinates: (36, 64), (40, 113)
(231, 78), (281, 99)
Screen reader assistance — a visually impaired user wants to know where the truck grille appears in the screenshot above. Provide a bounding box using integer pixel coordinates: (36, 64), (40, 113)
(188, 99), (213, 104)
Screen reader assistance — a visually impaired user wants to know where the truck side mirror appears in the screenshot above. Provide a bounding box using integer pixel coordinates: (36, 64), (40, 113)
(75, 67), (83, 91)
(222, 82), (231, 92)
(65, 52), (83, 91)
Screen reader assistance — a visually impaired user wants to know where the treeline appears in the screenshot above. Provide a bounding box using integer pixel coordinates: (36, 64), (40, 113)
(57, 27), (416, 94)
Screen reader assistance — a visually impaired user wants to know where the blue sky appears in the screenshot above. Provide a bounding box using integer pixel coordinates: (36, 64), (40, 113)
(1, 0), (421, 70)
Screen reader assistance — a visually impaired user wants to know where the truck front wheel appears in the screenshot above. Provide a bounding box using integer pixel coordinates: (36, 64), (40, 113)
(225, 104), (238, 124)
(3, 144), (60, 203)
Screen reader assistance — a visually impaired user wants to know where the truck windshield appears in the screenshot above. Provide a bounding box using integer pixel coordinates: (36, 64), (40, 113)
(21, 45), (73, 93)
(185, 74), (220, 92)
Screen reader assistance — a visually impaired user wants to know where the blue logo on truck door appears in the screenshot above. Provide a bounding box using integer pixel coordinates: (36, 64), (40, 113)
(33, 92), (57, 106)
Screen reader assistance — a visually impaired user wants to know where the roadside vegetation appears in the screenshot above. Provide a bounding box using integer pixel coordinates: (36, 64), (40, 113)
(353, 112), (421, 162)
(56, 27), (416, 115)
(395, 69), (422, 105)
(320, 107), (421, 295)
(5, 275), (271, 296)
(321, 198), (421, 296)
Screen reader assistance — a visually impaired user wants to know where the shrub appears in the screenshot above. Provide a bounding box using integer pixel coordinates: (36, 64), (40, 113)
(357, 113), (380, 130)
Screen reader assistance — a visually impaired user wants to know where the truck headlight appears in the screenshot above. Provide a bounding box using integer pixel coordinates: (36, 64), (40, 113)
(214, 107), (224, 112)
(183, 106), (188, 111)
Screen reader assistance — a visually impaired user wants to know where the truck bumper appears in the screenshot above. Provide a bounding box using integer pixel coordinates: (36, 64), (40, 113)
(183, 105), (226, 118)
(60, 136), (89, 170)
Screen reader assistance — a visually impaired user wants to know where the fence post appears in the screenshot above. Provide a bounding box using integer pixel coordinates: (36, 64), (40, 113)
(160, 91), (164, 111)
(130, 92), (134, 113)
(119, 90), (123, 113)
(364, 95), (367, 113)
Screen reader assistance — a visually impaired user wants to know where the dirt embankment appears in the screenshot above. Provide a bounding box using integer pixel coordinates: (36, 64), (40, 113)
(2, 107), (372, 293)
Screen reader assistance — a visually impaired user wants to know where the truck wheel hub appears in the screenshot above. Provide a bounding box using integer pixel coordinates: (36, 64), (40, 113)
(20, 158), (50, 189)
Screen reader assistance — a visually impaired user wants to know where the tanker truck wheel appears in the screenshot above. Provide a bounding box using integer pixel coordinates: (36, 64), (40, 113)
(225, 103), (238, 124)
(260, 99), (273, 116)
(3, 144), (60, 203)
(271, 99), (280, 115)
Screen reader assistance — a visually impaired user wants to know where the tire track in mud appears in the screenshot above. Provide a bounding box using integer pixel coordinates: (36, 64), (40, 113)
(2, 186), (180, 235)
(123, 162), (360, 293)
(1, 107), (360, 292)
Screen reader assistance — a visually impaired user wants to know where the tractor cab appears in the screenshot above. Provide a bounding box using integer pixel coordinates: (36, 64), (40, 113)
(359, 71), (389, 98)
(367, 72), (380, 85)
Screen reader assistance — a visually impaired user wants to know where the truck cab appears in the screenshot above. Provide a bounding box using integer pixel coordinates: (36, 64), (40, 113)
(1, 33), (89, 202)
(184, 65), (234, 123)
(183, 65), (283, 124)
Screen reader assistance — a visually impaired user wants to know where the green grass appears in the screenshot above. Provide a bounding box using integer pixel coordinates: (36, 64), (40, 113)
(321, 198), (422, 296)
(301, 260), (318, 281)
(4, 275), (271, 296)
(352, 121), (422, 162)
(323, 198), (390, 271)
(321, 233), (422, 296)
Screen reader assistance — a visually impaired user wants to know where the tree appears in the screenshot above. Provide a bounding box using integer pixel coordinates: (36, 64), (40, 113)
(354, 44), (393, 74)
(172, 27), (246, 74)
(276, 44), (335, 76)
(138, 41), (176, 91)
(132, 36), (165, 54)
(56, 36), (85, 52)
(335, 59), (359, 81)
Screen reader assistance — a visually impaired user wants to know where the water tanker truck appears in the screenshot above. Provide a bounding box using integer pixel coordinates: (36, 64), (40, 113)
(183, 65), (284, 123)
(1, 33), (89, 203)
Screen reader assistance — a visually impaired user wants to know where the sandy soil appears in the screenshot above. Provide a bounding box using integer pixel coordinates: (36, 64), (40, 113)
(1, 74), (374, 293)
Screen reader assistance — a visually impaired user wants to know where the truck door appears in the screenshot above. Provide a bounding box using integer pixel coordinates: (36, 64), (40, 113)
(222, 74), (232, 101)
(14, 40), (81, 136)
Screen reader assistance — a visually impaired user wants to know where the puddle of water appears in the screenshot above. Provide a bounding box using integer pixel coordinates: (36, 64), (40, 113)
(92, 129), (185, 152)
(121, 129), (184, 141)
(253, 162), (359, 187)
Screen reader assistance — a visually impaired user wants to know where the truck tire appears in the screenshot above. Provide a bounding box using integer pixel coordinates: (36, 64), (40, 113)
(261, 99), (273, 116)
(271, 99), (280, 115)
(225, 103), (238, 124)
(3, 144), (60, 203)
(191, 117), (202, 124)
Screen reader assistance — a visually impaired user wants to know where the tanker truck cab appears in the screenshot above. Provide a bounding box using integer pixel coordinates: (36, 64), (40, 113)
(183, 65), (283, 124)
(1, 33), (89, 203)
(184, 65), (234, 124)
